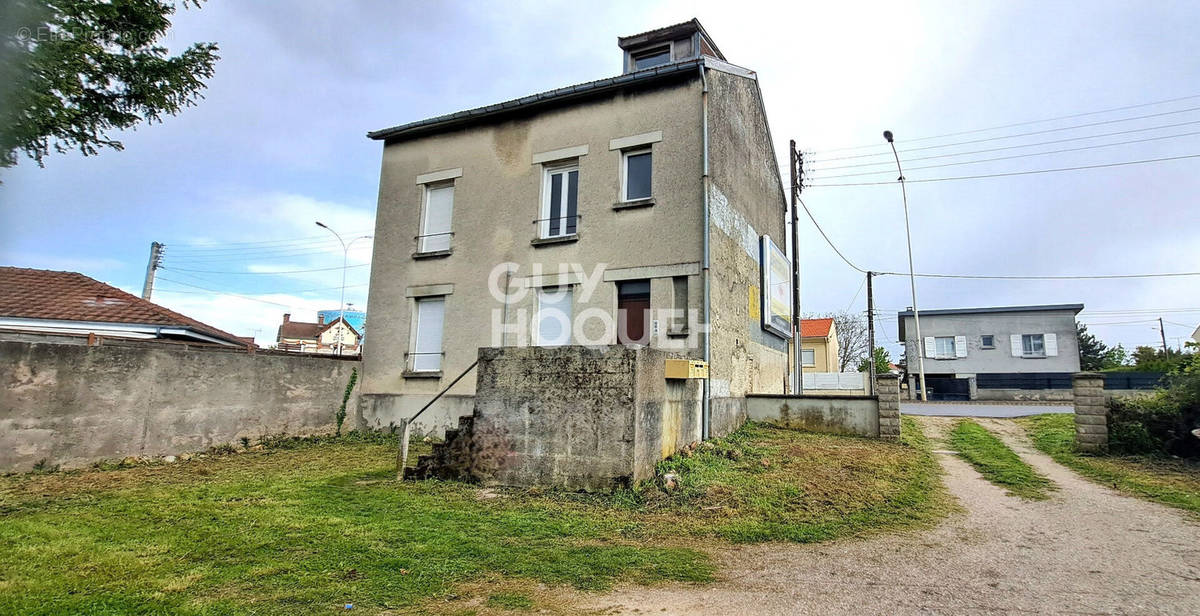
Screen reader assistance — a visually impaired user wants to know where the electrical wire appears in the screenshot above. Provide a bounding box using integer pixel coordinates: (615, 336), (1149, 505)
(806, 130), (1200, 181)
(155, 277), (292, 307)
(162, 263), (371, 275)
(807, 119), (1200, 173)
(805, 153), (1200, 187)
(808, 93), (1200, 155)
(807, 105), (1200, 163)
(168, 230), (374, 253)
(796, 196), (867, 273)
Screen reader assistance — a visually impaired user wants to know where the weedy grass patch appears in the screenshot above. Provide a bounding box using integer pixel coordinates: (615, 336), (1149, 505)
(1019, 413), (1200, 515)
(0, 420), (949, 615)
(949, 419), (1054, 500)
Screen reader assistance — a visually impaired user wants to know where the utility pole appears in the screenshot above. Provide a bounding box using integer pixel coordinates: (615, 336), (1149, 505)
(1159, 317), (1169, 353)
(866, 271), (876, 395)
(142, 242), (164, 300)
(789, 139), (804, 395)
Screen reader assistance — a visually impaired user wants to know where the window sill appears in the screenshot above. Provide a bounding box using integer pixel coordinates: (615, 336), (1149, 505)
(402, 370), (443, 379)
(412, 249), (452, 260)
(1021, 355), (1047, 359)
(613, 197), (655, 210)
(666, 327), (689, 338)
(531, 234), (579, 247)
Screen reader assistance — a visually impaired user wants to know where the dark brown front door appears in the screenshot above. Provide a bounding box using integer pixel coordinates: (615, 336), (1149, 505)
(617, 280), (651, 345)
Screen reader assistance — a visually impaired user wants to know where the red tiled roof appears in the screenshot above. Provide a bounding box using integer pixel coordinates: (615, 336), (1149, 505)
(278, 319), (322, 341)
(800, 317), (833, 338)
(0, 266), (248, 345)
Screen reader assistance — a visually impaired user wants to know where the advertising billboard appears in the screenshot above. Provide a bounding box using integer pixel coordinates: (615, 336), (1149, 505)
(760, 235), (793, 339)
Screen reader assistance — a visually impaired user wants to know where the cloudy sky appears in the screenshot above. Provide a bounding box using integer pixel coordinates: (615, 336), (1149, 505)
(2, 0), (1198, 353)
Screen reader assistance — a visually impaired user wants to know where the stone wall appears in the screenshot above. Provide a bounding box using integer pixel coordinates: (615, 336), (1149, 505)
(1, 339), (359, 471)
(1073, 372), (1107, 453)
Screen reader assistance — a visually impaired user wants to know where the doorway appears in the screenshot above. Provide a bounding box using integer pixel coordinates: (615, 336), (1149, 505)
(617, 279), (651, 345)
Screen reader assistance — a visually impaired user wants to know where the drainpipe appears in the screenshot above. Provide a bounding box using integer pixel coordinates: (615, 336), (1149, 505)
(699, 63), (712, 440)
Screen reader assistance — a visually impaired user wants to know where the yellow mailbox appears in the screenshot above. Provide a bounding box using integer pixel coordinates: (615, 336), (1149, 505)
(664, 359), (708, 379)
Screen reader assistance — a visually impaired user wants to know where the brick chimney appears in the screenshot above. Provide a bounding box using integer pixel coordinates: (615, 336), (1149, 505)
(318, 314), (325, 325)
(283, 313), (291, 323)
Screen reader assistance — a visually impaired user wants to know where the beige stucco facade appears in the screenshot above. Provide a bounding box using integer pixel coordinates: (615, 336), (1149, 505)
(361, 52), (789, 435)
(802, 325), (840, 373)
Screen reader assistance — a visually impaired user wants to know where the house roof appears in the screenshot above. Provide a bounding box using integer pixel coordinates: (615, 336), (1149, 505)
(801, 318), (833, 338)
(278, 319), (322, 341)
(616, 18), (726, 60)
(896, 303), (1084, 340)
(0, 266), (249, 346)
(367, 58), (705, 142)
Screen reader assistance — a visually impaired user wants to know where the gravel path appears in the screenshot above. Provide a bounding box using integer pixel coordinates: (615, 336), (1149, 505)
(579, 416), (1200, 615)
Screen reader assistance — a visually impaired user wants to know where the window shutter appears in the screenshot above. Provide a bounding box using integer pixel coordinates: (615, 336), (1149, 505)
(1044, 333), (1058, 357)
(954, 335), (968, 358)
(1011, 334), (1022, 357)
(924, 337), (935, 358)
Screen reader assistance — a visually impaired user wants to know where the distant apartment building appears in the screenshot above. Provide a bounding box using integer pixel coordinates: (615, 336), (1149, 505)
(360, 19), (793, 436)
(898, 304), (1083, 400)
(276, 312), (362, 355)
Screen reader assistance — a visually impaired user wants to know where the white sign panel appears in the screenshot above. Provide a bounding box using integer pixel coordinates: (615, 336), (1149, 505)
(760, 234), (793, 339)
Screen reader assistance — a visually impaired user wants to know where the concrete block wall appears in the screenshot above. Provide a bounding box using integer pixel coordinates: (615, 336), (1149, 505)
(1, 340), (359, 471)
(1073, 372), (1108, 453)
(876, 374), (901, 440)
(466, 345), (701, 491)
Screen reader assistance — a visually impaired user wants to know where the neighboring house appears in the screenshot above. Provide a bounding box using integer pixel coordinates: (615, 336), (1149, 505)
(0, 266), (251, 347)
(276, 313), (362, 355)
(898, 304), (1083, 401)
(799, 317), (840, 372)
(318, 309), (366, 340)
(361, 19), (791, 436)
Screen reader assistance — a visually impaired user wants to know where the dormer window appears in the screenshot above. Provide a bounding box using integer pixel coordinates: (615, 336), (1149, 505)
(631, 46), (671, 70)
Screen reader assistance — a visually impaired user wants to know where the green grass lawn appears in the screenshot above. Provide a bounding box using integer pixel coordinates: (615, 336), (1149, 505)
(0, 421), (949, 615)
(948, 419), (1055, 500)
(1018, 413), (1200, 515)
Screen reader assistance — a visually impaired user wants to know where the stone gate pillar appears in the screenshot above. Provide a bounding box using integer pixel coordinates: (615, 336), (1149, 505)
(1072, 372), (1107, 453)
(876, 373), (901, 440)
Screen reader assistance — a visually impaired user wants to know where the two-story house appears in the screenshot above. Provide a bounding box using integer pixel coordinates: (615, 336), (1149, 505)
(360, 19), (792, 437)
(898, 304), (1083, 400)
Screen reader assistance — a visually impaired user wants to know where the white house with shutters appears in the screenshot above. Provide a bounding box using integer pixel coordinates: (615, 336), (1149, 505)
(897, 304), (1083, 400)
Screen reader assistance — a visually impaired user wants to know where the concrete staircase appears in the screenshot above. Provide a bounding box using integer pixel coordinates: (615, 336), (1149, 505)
(405, 414), (476, 481)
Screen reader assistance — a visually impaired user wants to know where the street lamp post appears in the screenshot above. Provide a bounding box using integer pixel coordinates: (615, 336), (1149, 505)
(315, 221), (372, 355)
(884, 131), (928, 401)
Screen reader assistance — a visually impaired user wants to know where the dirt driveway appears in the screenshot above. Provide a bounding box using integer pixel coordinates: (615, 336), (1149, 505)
(580, 416), (1200, 615)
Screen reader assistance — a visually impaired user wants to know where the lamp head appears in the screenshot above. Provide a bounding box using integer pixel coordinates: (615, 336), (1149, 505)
(315, 221), (328, 229)
(883, 130), (894, 143)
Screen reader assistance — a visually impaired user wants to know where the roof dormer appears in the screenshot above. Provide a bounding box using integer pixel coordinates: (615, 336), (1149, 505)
(617, 18), (725, 74)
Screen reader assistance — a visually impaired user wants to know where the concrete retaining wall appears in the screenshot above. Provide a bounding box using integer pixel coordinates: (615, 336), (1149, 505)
(458, 346), (702, 490)
(744, 374), (900, 439)
(975, 388), (1075, 402)
(1, 339), (359, 471)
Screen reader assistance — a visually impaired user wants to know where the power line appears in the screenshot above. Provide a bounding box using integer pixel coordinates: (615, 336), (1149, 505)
(808, 119), (1200, 173)
(807, 130), (1200, 180)
(162, 263), (371, 275)
(169, 230), (373, 253)
(155, 277), (292, 307)
(808, 105), (1200, 163)
(157, 282), (370, 296)
(796, 196), (867, 273)
(806, 153), (1200, 187)
(808, 93), (1200, 155)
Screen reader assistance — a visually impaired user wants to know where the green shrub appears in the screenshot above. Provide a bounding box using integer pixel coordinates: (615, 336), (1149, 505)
(1109, 354), (1200, 458)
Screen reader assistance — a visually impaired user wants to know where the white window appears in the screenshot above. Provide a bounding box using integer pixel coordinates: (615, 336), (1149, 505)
(410, 297), (445, 371)
(419, 182), (454, 253)
(1022, 334), (1045, 357)
(935, 336), (956, 358)
(536, 286), (573, 346)
(540, 164), (579, 238)
(621, 148), (652, 201)
(801, 348), (815, 367)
